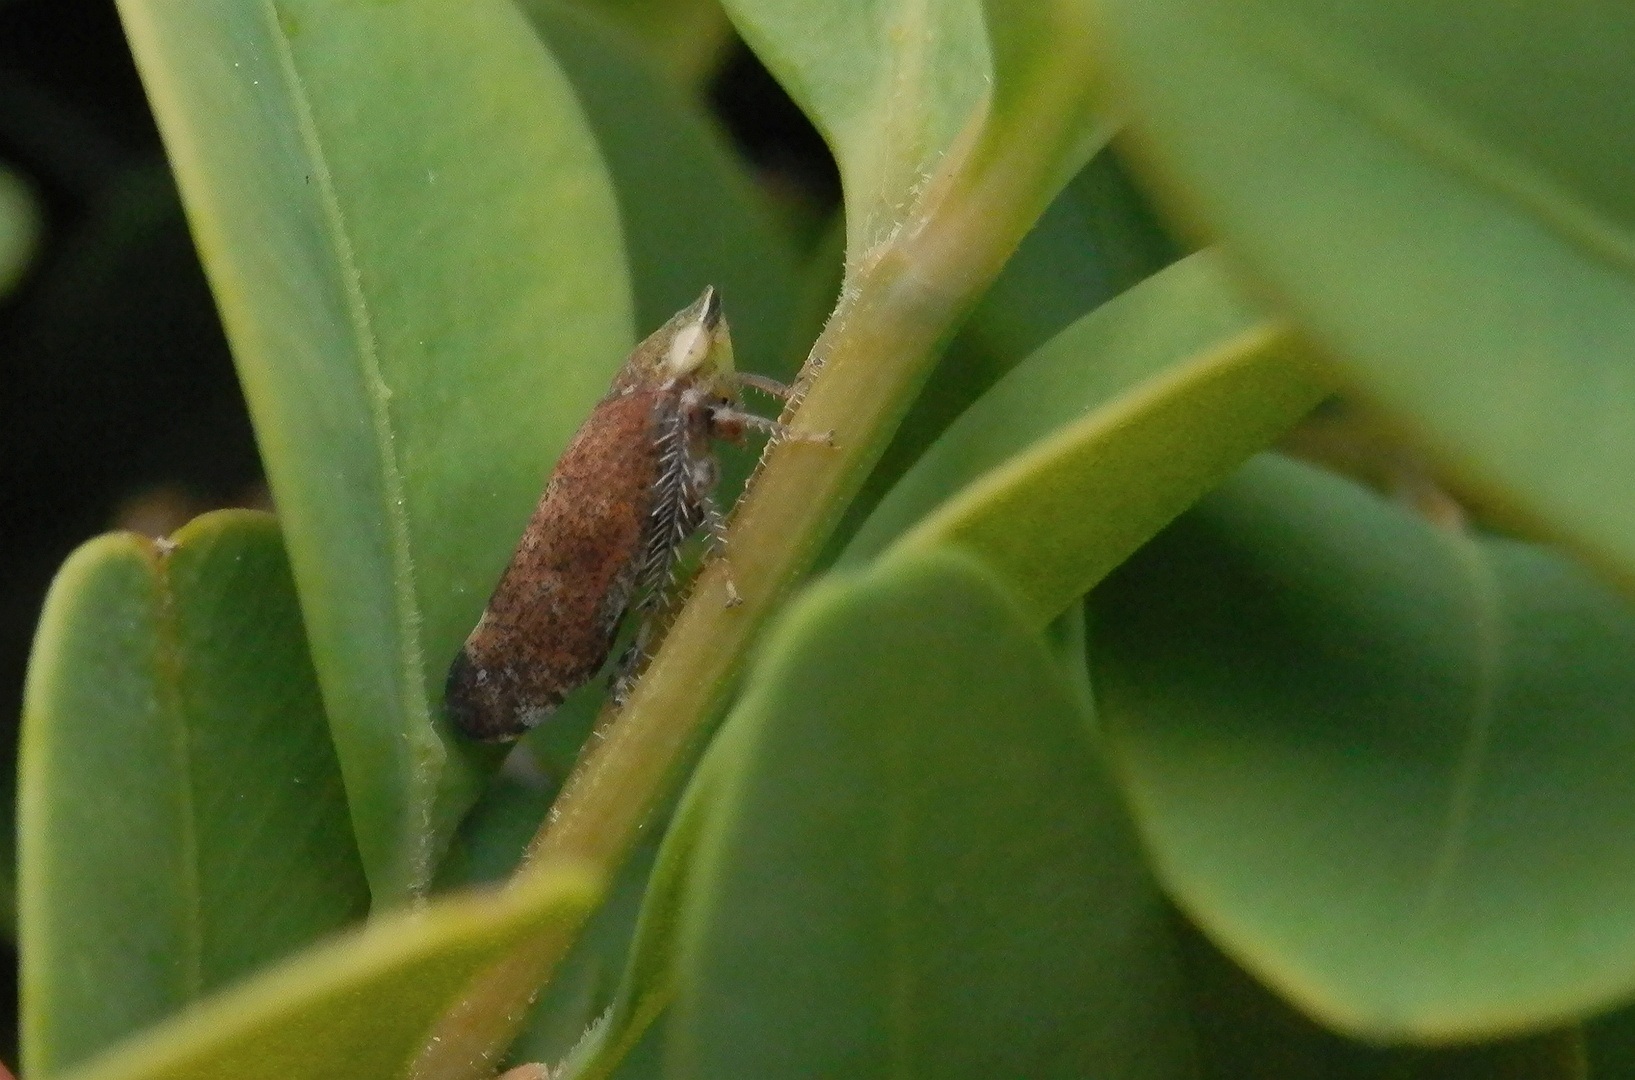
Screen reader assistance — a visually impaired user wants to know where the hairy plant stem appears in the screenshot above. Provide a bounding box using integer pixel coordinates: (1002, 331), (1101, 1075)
(412, 98), (1105, 1080)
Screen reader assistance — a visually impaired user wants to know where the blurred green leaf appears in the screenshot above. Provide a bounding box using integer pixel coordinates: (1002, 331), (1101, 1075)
(961, 147), (1185, 369)
(667, 548), (1198, 1079)
(1177, 918), (1587, 1079)
(116, 0), (632, 900)
(519, 0), (733, 88)
(1094, 0), (1635, 589)
(0, 162), (41, 296)
(848, 251), (1328, 625)
(1092, 454), (1635, 1041)
(19, 512), (369, 1077)
(55, 866), (601, 1080)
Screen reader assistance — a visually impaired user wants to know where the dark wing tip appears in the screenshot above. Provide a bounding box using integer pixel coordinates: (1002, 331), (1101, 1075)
(445, 649), (528, 743)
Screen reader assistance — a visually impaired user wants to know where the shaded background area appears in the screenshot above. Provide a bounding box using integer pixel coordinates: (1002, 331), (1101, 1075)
(1, 2), (270, 1055)
(0, 0), (264, 980)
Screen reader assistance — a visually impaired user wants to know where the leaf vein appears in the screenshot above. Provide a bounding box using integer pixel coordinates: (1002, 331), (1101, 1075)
(257, 0), (434, 878)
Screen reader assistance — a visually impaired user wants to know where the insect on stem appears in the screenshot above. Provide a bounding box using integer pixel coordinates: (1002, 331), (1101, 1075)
(444, 286), (825, 742)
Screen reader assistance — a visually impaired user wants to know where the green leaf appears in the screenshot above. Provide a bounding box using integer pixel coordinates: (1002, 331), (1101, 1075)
(19, 512), (369, 1077)
(0, 162), (41, 296)
(519, 0), (734, 89)
(55, 866), (601, 1080)
(845, 251), (1271, 555)
(960, 148), (1185, 369)
(668, 548), (1198, 1079)
(829, 148), (1184, 554)
(847, 250), (1329, 625)
(116, 0), (632, 900)
(977, 0), (1105, 204)
(1094, 0), (1635, 588)
(719, 0), (992, 255)
(546, 716), (737, 1080)
(1179, 922), (1587, 1079)
(1091, 454), (1635, 1041)
(526, 2), (807, 378)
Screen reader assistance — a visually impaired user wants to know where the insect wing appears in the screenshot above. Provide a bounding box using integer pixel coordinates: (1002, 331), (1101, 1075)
(446, 388), (664, 741)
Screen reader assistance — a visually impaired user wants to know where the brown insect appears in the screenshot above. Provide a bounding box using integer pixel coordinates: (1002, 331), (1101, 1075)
(446, 287), (809, 742)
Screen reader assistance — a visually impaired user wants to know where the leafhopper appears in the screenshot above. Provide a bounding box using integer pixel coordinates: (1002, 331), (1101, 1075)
(446, 287), (815, 741)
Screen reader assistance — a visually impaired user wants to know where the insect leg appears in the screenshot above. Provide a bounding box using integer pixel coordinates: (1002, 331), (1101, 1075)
(710, 405), (835, 446)
(736, 372), (796, 400)
(609, 627), (645, 706)
(696, 490), (745, 607)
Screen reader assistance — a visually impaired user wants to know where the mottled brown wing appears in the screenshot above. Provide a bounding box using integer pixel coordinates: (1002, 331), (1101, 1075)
(446, 388), (663, 741)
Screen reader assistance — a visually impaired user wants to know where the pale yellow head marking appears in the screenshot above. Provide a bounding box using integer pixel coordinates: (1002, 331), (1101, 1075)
(661, 285), (735, 382)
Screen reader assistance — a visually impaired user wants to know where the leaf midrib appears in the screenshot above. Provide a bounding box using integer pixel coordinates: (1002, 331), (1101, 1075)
(258, 0), (435, 884)
(1414, 527), (1506, 931)
(153, 544), (205, 1003)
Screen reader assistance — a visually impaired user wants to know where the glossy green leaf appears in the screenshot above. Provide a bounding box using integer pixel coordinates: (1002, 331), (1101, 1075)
(1091, 454), (1635, 1040)
(19, 512), (369, 1077)
(1094, 0), (1635, 588)
(55, 866), (601, 1080)
(668, 548), (1198, 1079)
(116, 0), (631, 900)
(846, 251), (1329, 625)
